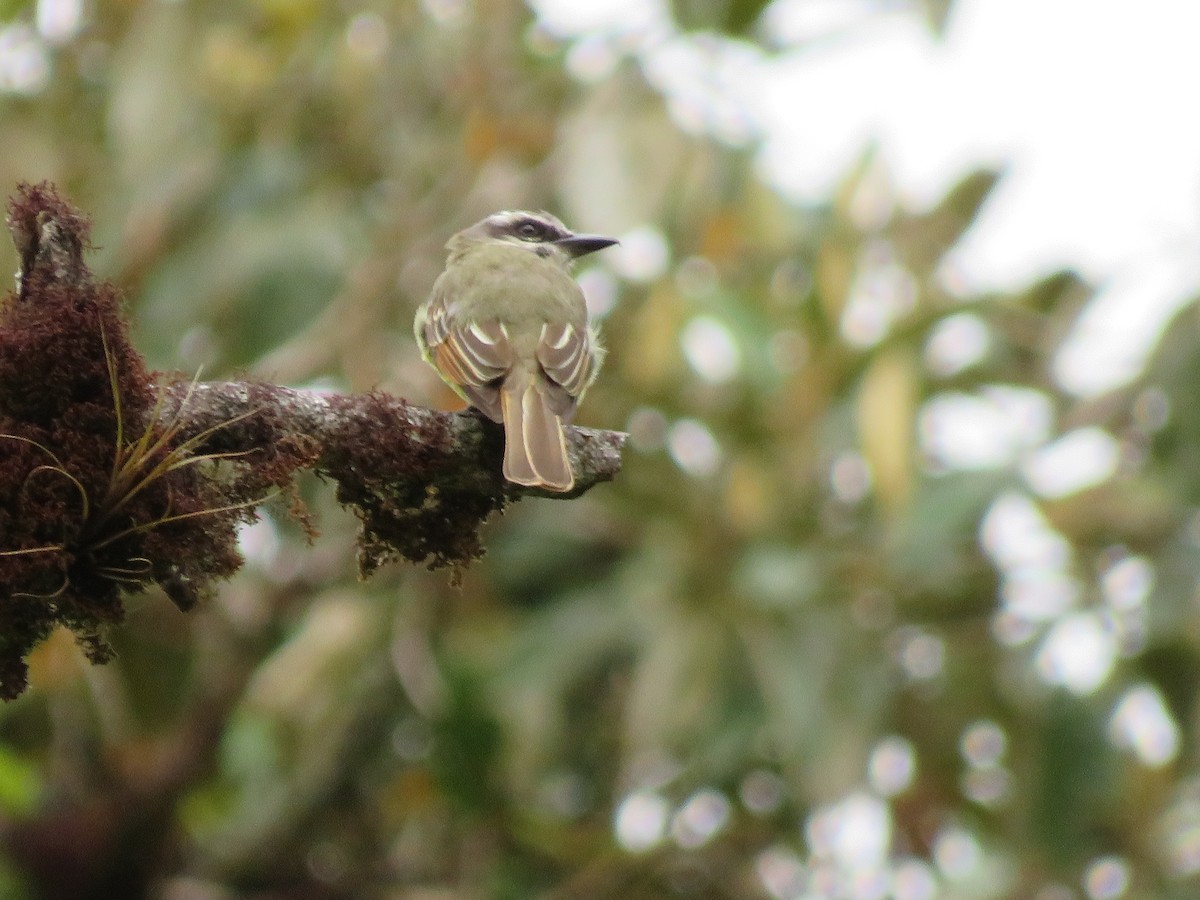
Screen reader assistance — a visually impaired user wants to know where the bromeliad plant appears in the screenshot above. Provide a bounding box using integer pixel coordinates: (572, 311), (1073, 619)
(1, 336), (266, 594)
(0, 184), (286, 699)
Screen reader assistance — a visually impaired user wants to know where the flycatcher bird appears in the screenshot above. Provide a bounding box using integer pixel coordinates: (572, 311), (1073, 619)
(415, 210), (617, 492)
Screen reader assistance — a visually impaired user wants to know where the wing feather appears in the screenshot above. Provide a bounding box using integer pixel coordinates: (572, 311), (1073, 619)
(536, 322), (597, 419)
(421, 287), (513, 422)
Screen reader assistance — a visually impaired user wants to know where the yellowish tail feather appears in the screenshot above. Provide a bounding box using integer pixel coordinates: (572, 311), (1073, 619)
(499, 368), (573, 492)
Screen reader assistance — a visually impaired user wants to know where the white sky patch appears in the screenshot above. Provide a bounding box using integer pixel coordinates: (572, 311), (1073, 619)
(920, 387), (1051, 470)
(759, 0), (1200, 277)
(528, 0), (671, 39)
(1053, 255), (1200, 396)
(531, 0), (1200, 404)
(762, 0), (892, 45)
(1021, 427), (1120, 499)
(756, 0), (1200, 396)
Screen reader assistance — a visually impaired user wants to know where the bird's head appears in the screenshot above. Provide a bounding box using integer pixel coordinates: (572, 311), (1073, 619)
(449, 210), (618, 265)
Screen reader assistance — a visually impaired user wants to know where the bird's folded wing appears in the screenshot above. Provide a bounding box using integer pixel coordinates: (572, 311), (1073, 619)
(422, 293), (512, 422)
(536, 322), (592, 418)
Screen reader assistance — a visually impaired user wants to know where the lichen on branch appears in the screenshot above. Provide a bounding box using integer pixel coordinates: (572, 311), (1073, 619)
(0, 183), (625, 700)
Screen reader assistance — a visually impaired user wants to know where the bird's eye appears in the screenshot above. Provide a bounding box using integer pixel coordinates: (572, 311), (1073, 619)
(517, 221), (541, 240)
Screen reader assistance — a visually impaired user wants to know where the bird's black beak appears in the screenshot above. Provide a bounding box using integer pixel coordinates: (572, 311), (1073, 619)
(554, 233), (619, 258)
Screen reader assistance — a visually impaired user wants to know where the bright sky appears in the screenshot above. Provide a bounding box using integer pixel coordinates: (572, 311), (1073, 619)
(534, 0), (1200, 397)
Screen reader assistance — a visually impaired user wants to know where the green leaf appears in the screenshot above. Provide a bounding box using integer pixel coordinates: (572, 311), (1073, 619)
(0, 744), (39, 815)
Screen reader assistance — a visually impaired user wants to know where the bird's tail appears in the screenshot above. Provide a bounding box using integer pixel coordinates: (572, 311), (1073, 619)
(499, 367), (573, 492)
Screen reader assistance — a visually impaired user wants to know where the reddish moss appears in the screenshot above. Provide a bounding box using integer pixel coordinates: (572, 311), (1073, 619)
(0, 184), (313, 699)
(320, 393), (507, 576)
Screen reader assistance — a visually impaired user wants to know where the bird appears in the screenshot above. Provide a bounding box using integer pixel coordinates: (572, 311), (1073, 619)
(415, 210), (617, 492)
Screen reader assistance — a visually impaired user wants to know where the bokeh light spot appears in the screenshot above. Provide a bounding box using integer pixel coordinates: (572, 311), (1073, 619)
(740, 769), (786, 815)
(578, 266), (619, 318)
(614, 790), (669, 852)
(932, 825), (981, 880)
(681, 315), (741, 383)
(626, 406), (669, 453)
(768, 328), (808, 374)
(925, 312), (990, 377)
(962, 768), (1012, 807)
(1109, 683), (1179, 767)
(1101, 555), (1153, 611)
(960, 720), (1007, 768)
(420, 0), (469, 26)
(1036, 612), (1117, 695)
(830, 451), (872, 504)
(921, 388), (1052, 470)
(891, 857), (939, 900)
(806, 792), (891, 869)
(345, 12), (388, 62)
(894, 627), (945, 681)
(1083, 855), (1130, 900)
(1022, 427), (1119, 499)
(756, 845), (808, 900)
(668, 418), (722, 478)
(36, 0), (83, 44)
(670, 788), (731, 848)
(0, 25), (50, 94)
(565, 34), (620, 82)
(609, 225), (670, 282)
(868, 736), (916, 797)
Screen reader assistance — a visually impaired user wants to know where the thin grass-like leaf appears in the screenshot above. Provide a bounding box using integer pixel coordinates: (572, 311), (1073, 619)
(0, 433), (70, 470)
(0, 545), (65, 557)
(90, 492), (277, 551)
(99, 320), (124, 482)
(24, 464), (91, 520)
(121, 370), (204, 478)
(11, 575), (69, 601)
(95, 557), (154, 586)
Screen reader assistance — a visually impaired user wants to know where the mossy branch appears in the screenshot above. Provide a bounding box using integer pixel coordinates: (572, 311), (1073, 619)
(0, 182), (626, 700)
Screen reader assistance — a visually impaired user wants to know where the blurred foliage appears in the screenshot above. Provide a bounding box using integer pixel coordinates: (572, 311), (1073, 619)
(1, 1), (1200, 899)
(670, 0), (773, 36)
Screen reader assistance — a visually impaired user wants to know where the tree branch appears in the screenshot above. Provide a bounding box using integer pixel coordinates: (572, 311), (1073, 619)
(0, 181), (626, 700)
